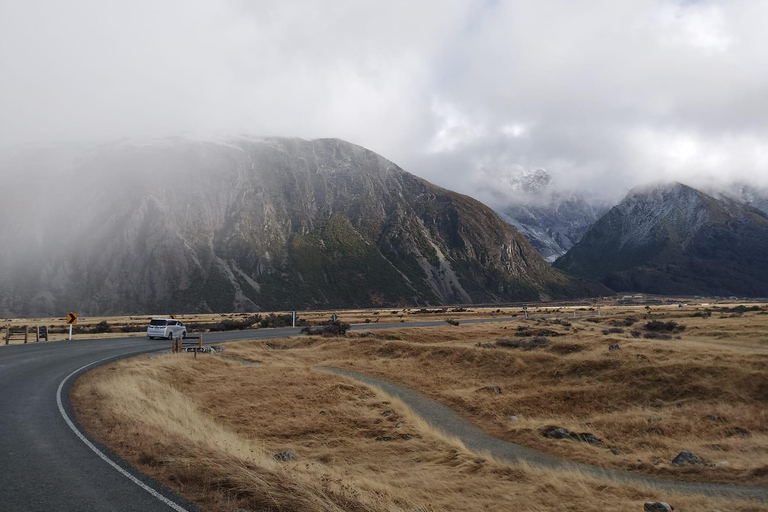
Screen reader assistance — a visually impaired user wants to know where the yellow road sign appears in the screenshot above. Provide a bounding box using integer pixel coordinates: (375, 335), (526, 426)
(170, 315), (176, 319)
(66, 312), (78, 325)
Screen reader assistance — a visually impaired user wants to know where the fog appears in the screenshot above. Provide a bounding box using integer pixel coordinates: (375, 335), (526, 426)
(2, 0), (768, 206)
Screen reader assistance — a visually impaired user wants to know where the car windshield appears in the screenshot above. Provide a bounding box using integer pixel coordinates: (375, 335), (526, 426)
(149, 319), (167, 326)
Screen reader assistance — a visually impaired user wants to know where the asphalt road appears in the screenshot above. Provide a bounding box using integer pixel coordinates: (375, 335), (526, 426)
(3, 315), (764, 511)
(0, 317), (528, 512)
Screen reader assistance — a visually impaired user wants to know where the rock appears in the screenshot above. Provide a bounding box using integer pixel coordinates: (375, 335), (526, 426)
(713, 461), (729, 468)
(477, 386), (502, 394)
(644, 502), (673, 512)
(509, 415), (520, 422)
(577, 433), (603, 445)
(672, 450), (704, 466)
(609, 446), (621, 455)
(395, 422), (403, 429)
(647, 417), (662, 424)
(319, 410), (326, 415)
(273, 450), (298, 462)
(543, 427), (578, 441)
(608, 344), (621, 351)
(382, 410), (393, 417)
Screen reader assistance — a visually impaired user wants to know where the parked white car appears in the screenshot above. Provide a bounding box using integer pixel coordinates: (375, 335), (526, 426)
(147, 318), (186, 340)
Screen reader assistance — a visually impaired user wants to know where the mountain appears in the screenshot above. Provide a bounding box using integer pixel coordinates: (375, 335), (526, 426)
(553, 182), (768, 296)
(495, 170), (611, 262)
(712, 183), (768, 216)
(0, 137), (604, 317)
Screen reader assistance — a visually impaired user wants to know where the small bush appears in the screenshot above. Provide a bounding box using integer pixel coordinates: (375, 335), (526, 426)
(630, 330), (642, 338)
(92, 320), (111, 334)
(643, 331), (672, 340)
(496, 336), (550, 350)
(644, 320), (685, 333)
(445, 318), (460, 326)
(691, 310), (712, 318)
(602, 327), (624, 335)
(300, 321), (350, 337)
(623, 317), (637, 326)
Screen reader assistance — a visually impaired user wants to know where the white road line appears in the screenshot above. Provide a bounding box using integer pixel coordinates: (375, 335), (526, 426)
(56, 352), (191, 512)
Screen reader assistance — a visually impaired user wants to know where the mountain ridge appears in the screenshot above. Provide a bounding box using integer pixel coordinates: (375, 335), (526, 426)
(0, 137), (605, 316)
(553, 182), (768, 296)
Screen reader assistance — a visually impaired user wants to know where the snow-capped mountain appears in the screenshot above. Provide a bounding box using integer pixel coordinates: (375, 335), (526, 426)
(554, 182), (768, 296)
(495, 170), (611, 262)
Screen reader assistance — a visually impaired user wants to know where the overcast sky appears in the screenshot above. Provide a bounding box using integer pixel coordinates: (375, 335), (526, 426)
(2, 0), (767, 204)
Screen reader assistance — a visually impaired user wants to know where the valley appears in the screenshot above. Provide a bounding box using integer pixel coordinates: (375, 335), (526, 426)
(71, 302), (768, 511)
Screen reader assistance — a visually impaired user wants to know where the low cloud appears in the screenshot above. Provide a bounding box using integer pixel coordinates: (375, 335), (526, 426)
(2, 0), (767, 205)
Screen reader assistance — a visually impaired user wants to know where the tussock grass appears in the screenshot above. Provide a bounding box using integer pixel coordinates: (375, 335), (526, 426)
(222, 308), (768, 487)
(73, 353), (763, 512)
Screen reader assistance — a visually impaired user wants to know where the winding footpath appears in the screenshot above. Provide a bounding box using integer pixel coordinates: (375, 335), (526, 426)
(0, 315), (765, 511)
(322, 367), (768, 502)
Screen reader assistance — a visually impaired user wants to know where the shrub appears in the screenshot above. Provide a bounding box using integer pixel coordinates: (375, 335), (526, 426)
(92, 320), (111, 334)
(445, 318), (460, 326)
(300, 321), (350, 337)
(644, 320), (685, 333)
(496, 336), (550, 350)
(630, 330), (642, 338)
(602, 327), (624, 335)
(643, 331), (672, 340)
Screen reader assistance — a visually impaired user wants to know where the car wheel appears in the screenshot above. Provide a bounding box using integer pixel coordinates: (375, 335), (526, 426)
(148, 336), (153, 340)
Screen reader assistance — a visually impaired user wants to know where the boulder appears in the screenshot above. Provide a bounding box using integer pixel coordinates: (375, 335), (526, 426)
(644, 502), (673, 512)
(382, 410), (393, 417)
(477, 386), (502, 394)
(608, 344), (621, 351)
(509, 415), (520, 422)
(577, 433), (603, 445)
(543, 427), (578, 441)
(671, 450), (704, 466)
(273, 450), (298, 462)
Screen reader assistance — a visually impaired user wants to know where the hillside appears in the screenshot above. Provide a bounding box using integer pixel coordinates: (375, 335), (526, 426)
(553, 182), (768, 296)
(495, 170), (610, 262)
(0, 137), (603, 316)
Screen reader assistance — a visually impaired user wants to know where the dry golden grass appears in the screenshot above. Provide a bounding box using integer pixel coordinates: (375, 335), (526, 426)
(73, 352), (766, 512)
(6, 297), (763, 344)
(218, 306), (768, 487)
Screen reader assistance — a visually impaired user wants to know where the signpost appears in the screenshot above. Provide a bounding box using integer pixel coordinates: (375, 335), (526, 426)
(522, 305), (528, 319)
(291, 311), (297, 328)
(66, 312), (78, 340)
(330, 313), (338, 322)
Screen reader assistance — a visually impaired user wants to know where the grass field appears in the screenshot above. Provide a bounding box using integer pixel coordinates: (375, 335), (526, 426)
(71, 302), (768, 511)
(2, 296), (762, 343)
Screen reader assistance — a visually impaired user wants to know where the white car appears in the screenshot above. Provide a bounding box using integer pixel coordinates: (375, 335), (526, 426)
(147, 318), (186, 340)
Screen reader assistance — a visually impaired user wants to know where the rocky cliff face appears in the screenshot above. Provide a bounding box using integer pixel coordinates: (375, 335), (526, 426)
(554, 182), (768, 296)
(495, 170), (610, 262)
(0, 137), (603, 316)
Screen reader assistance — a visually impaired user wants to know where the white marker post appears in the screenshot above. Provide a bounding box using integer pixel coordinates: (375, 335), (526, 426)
(69, 324), (73, 341)
(292, 311), (296, 328)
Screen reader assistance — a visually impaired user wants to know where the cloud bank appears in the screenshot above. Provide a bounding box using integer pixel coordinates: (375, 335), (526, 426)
(2, 0), (767, 205)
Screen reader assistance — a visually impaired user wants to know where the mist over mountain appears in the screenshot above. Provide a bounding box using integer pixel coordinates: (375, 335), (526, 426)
(0, 137), (604, 317)
(554, 182), (768, 297)
(493, 170), (611, 262)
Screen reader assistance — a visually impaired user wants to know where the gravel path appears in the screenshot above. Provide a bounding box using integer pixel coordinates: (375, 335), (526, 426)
(320, 367), (768, 502)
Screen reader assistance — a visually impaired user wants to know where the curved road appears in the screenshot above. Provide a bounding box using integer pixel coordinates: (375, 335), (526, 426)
(1, 316), (765, 510)
(0, 317), (525, 511)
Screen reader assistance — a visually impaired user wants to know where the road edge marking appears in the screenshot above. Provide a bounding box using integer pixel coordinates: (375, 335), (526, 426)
(56, 353), (191, 512)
